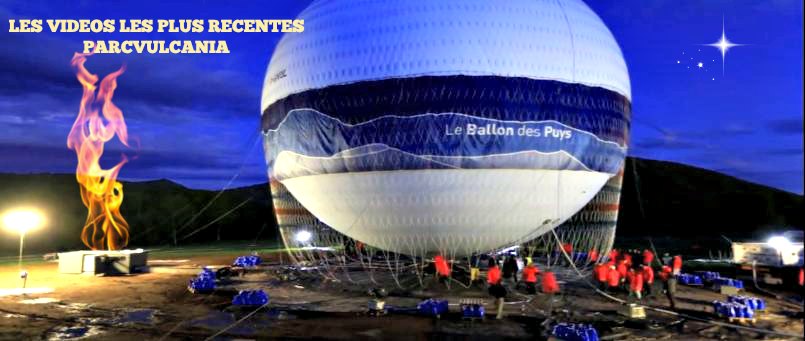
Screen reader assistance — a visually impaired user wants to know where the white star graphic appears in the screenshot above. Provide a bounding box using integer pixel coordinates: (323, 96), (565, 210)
(697, 62), (703, 68)
(705, 17), (743, 74)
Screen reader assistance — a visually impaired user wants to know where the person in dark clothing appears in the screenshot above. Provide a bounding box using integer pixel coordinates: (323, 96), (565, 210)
(487, 257), (498, 269)
(659, 266), (677, 309)
(664, 277), (677, 309)
(502, 255), (519, 286)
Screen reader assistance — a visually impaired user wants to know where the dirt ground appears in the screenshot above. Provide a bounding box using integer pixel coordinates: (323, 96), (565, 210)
(0, 250), (802, 340)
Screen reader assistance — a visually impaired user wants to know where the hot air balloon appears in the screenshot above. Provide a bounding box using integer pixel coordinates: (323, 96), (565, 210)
(262, 0), (631, 259)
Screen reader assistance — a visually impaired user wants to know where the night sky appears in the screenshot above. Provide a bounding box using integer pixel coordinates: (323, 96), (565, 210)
(0, 0), (802, 194)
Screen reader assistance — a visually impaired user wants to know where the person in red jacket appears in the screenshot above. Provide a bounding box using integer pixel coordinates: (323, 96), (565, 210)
(606, 265), (621, 292)
(642, 264), (655, 297)
(434, 255), (450, 285)
(672, 255), (683, 275)
(629, 270), (644, 301)
(589, 249), (599, 263)
(595, 263), (608, 290)
(623, 253), (633, 268)
(616, 261), (628, 288)
(642, 249), (654, 266)
(486, 258), (506, 319)
(521, 262), (539, 294)
(542, 271), (560, 294)
(658, 265), (672, 281)
(559, 243), (573, 265)
(487, 260), (502, 286)
(608, 249), (619, 263)
(799, 268), (804, 286)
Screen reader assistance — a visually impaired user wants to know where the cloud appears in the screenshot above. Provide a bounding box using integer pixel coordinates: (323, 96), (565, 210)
(633, 136), (699, 151)
(764, 147), (804, 156)
(766, 118), (804, 135)
(630, 122), (757, 152)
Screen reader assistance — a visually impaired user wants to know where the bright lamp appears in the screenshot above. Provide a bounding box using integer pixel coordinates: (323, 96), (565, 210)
(2, 208), (45, 234)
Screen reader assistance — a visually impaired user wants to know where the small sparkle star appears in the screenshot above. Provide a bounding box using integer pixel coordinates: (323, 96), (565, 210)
(705, 17), (744, 74)
(697, 62), (704, 68)
(676, 60), (680, 64)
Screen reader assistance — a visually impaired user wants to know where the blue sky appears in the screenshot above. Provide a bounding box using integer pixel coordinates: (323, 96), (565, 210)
(0, 0), (802, 194)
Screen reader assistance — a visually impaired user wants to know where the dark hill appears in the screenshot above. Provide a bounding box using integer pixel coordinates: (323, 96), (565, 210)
(0, 157), (800, 255)
(618, 158), (802, 240)
(0, 174), (275, 254)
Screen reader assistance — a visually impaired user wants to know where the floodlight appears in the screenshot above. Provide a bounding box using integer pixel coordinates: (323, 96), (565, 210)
(295, 230), (312, 243)
(767, 236), (791, 252)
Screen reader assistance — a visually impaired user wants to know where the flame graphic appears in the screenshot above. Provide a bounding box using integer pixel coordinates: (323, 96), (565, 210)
(67, 52), (131, 250)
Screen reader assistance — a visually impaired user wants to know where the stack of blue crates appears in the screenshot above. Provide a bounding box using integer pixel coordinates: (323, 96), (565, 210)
(233, 255), (262, 267)
(551, 323), (599, 341)
(728, 295), (765, 311)
(232, 290), (269, 306)
(713, 277), (744, 289)
(677, 273), (703, 285)
(417, 299), (448, 317)
(461, 303), (484, 319)
(188, 267), (216, 293)
(695, 271), (721, 282)
(713, 300), (755, 319)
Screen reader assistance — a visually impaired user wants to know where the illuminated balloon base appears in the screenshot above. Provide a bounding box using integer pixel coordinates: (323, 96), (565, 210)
(282, 169), (610, 256)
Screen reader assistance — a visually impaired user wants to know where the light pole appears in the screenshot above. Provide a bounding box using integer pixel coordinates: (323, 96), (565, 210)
(1, 208), (46, 288)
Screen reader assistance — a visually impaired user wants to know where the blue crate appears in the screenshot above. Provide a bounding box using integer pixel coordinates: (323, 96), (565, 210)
(713, 277), (743, 289)
(199, 267), (216, 279)
(188, 267), (216, 293)
(713, 300), (754, 319)
(233, 255), (262, 268)
(417, 299), (448, 316)
(728, 295), (765, 310)
(188, 277), (215, 293)
(232, 290), (269, 306)
(695, 271), (721, 281)
(551, 323), (599, 341)
(461, 304), (485, 319)
(677, 273), (703, 285)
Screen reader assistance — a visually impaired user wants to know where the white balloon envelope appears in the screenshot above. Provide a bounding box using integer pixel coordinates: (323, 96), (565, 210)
(262, 0), (631, 256)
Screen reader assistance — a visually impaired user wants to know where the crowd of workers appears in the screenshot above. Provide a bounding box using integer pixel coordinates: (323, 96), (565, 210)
(591, 249), (682, 308)
(429, 247), (686, 318)
(425, 243), (805, 322)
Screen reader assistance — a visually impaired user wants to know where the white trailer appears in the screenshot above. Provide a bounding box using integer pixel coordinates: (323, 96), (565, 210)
(732, 242), (803, 267)
(731, 230), (803, 286)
